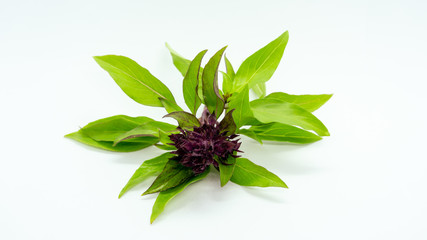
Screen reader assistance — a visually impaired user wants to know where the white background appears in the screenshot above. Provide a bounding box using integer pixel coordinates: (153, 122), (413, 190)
(1, 0), (426, 239)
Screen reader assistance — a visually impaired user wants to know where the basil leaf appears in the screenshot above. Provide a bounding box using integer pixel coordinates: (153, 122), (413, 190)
(249, 122), (322, 143)
(250, 98), (330, 136)
(222, 72), (233, 95)
(159, 98), (183, 113)
(227, 85), (253, 128)
(79, 115), (154, 142)
(238, 129), (263, 144)
(164, 111), (200, 129)
(202, 46), (227, 116)
(150, 167), (210, 223)
(118, 153), (173, 198)
(183, 50), (207, 114)
(233, 31), (289, 91)
(252, 82), (266, 98)
(165, 43), (192, 76)
(165, 44), (206, 104)
(93, 55), (177, 107)
(113, 126), (158, 146)
(154, 130), (177, 150)
(218, 109), (236, 135)
(264, 92), (333, 112)
(65, 130), (157, 152)
(142, 160), (195, 195)
(158, 130), (175, 145)
(222, 55), (235, 94)
(224, 55), (235, 79)
(218, 156), (236, 187)
(230, 158), (287, 188)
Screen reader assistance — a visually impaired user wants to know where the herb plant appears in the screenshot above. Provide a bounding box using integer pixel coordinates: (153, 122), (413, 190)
(66, 31), (332, 223)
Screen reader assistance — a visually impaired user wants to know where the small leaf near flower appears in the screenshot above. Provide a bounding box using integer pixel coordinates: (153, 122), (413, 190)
(218, 156), (236, 187)
(219, 109), (237, 135)
(142, 159), (195, 196)
(164, 111), (201, 130)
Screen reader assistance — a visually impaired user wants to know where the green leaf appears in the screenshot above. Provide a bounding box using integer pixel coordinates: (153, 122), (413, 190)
(150, 167), (210, 223)
(218, 109), (236, 135)
(222, 55), (235, 94)
(202, 46), (227, 116)
(183, 50), (207, 114)
(158, 130), (175, 145)
(264, 92), (333, 112)
(233, 31), (289, 91)
(93, 55), (177, 107)
(164, 111), (200, 129)
(118, 153), (173, 198)
(222, 72), (233, 95)
(154, 130), (177, 150)
(113, 124), (160, 146)
(154, 144), (176, 151)
(142, 160), (195, 195)
(252, 82), (266, 98)
(230, 158), (287, 188)
(165, 44), (206, 104)
(249, 122), (322, 143)
(78, 115), (154, 142)
(227, 85), (253, 128)
(218, 156), (236, 187)
(224, 55), (235, 79)
(159, 98), (183, 113)
(65, 130), (157, 152)
(238, 129), (263, 144)
(250, 98), (330, 136)
(165, 43), (192, 76)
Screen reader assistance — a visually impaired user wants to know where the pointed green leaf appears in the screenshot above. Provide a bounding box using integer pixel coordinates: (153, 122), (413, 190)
(218, 109), (236, 135)
(183, 50), (207, 114)
(159, 98), (184, 113)
(233, 31), (289, 91)
(202, 46), (227, 116)
(227, 85), (253, 128)
(165, 44), (205, 104)
(164, 111), (200, 129)
(265, 92), (333, 112)
(118, 153), (173, 198)
(154, 130), (177, 150)
(113, 123), (161, 146)
(249, 122), (322, 143)
(218, 156), (236, 187)
(165, 43), (192, 76)
(65, 130), (157, 152)
(238, 129), (263, 144)
(78, 115), (153, 142)
(252, 82), (266, 98)
(150, 167), (210, 223)
(250, 98), (330, 136)
(222, 72), (233, 95)
(230, 158), (287, 188)
(142, 160), (194, 195)
(224, 55), (235, 79)
(93, 55), (176, 107)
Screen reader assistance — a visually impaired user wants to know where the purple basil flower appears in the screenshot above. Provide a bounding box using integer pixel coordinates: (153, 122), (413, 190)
(169, 109), (241, 174)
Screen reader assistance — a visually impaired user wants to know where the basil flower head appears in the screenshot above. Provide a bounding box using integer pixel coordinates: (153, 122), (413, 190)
(169, 108), (241, 174)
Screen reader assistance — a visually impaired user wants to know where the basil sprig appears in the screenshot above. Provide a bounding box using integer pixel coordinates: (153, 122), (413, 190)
(66, 30), (332, 223)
